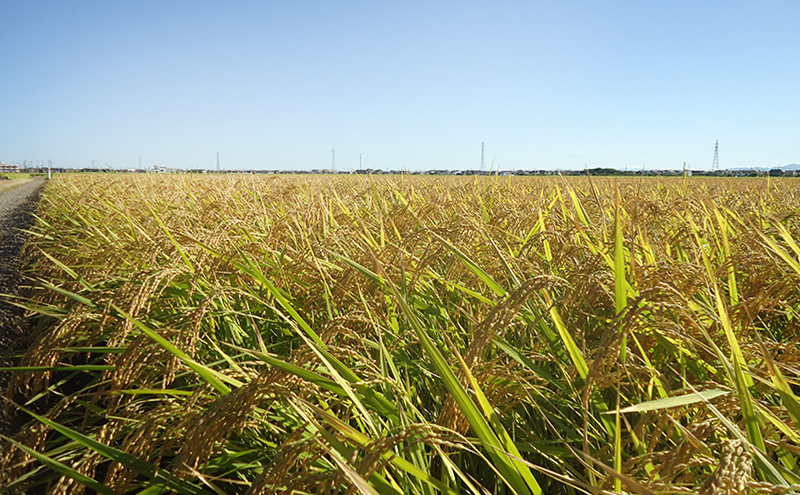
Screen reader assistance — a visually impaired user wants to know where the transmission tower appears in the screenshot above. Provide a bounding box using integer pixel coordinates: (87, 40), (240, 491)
(332, 148), (336, 171)
(480, 142), (485, 171)
(712, 140), (719, 171)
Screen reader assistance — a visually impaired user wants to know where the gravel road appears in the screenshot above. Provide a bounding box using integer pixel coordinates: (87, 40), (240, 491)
(0, 179), (44, 344)
(0, 178), (44, 434)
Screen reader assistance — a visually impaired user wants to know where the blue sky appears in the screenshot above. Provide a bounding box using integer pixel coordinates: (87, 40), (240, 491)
(2, 1), (799, 171)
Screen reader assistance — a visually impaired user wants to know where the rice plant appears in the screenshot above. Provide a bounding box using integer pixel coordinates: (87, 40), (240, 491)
(1, 173), (799, 494)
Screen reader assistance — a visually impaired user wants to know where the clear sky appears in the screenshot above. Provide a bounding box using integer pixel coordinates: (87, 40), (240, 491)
(2, 1), (799, 171)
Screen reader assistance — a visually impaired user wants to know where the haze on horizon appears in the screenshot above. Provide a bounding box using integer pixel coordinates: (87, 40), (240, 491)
(2, 1), (799, 172)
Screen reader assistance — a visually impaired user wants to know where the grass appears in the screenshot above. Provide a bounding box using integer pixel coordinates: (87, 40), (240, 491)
(1, 173), (799, 494)
(0, 172), (38, 180)
(0, 175), (36, 195)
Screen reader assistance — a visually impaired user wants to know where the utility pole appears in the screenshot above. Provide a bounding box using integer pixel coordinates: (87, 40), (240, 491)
(216, 152), (220, 172)
(480, 142), (485, 171)
(331, 148), (336, 172)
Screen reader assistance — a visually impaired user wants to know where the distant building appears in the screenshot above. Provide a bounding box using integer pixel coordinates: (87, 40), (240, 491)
(152, 165), (183, 174)
(0, 162), (21, 173)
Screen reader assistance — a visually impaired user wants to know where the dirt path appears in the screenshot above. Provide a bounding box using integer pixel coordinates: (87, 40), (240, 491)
(0, 178), (44, 343)
(0, 178), (44, 434)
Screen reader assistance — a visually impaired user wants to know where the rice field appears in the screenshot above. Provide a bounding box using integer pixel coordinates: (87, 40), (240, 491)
(1, 173), (799, 494)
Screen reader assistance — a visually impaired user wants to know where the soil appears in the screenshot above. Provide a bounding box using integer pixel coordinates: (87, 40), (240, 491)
(0, 178), (44, 433)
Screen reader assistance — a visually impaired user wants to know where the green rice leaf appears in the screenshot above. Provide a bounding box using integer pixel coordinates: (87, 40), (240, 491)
(303, 401), (462, 495)
(371, 252), (539, 495)
(604, 389), (729, 414)
(231, 345), (398, 419)
(453, 338), (543, 494)
(1, 434), (112, 495)
(0, 365), (115, 372)
(431, 232), (506, 297)
(8, 405), (213, 495)
(114, 305), (238, 394)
